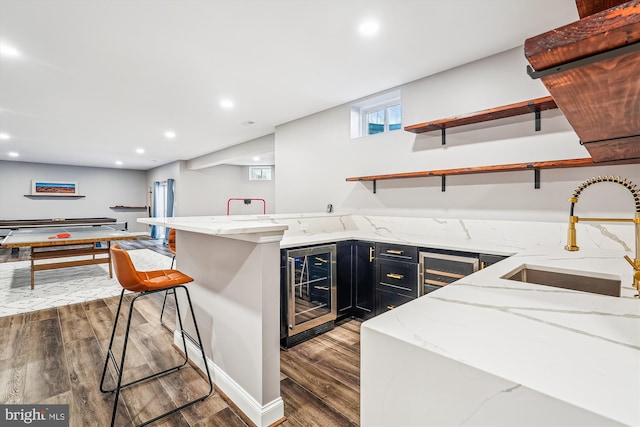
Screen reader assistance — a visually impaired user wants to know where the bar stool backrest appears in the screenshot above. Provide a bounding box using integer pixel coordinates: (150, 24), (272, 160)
(110, 244), (148, 292)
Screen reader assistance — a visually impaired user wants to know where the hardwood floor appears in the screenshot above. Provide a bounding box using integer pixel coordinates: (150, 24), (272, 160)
(1, 236), (362, 425)
(0, 290), (362, 426)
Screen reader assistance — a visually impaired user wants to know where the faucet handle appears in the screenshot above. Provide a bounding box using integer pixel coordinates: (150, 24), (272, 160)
(624, 255), (640, 270)
(624, 256), (640, 297)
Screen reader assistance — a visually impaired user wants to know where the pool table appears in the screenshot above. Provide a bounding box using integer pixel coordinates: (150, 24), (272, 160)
(0, 217), (125, 237)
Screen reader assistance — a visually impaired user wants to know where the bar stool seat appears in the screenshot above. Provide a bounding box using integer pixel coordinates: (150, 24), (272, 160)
(100, 244), (213, 427)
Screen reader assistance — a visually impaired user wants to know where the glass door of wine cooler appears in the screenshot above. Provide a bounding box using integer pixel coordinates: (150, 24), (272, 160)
(287, 244), (336, 336)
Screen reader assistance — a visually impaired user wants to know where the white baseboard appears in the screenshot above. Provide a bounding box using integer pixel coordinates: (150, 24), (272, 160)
(173, 331), (284, 427)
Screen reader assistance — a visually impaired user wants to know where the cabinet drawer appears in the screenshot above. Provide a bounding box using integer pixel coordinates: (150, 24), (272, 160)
(377, 259), (418, 297)
(376, 288), (414, 315)
(376, 243), (417, 262)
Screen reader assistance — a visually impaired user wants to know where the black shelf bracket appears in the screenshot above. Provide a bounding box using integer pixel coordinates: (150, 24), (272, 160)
(429, 124), (446, 145)
(373, 180), (377, 194)
(528, 102), (542, 131)
(525, 164), (541, 189)
(441, 176), (446, 192)
(527, 40), (640, 80)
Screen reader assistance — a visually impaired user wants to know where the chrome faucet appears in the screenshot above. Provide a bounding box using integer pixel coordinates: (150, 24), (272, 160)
(564, 176), (640, 298)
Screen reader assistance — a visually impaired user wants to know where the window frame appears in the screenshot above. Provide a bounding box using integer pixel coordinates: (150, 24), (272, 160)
(350, 89), (402, 138)
(249, 166), (272, 181)
(362, 100), (402, 136)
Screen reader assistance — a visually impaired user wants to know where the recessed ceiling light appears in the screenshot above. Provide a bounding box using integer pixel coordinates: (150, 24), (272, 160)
(8, 151), (18, 157)
(0, 43), (20, 58)
(136, 148), (145, 154)
(0, 132), (10, 140)
(359, 20), (380, 37)
(164, 131), (176, 139)
(241, 120), (255, 126)
(115, 160), (123, 166)
(220, 99), (234, 110)
(253, 156), (260, 162)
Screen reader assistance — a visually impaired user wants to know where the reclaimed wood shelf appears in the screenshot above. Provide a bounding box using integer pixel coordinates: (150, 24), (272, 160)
(524, 1), (640, 162)
(346, 157), (640, 193)
(109, 206), (147, 210)
(24, 195), (86, 199)
(403, 96), (558, 143)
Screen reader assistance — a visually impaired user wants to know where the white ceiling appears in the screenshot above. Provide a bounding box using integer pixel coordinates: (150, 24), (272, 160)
(0, 0), (578, 170)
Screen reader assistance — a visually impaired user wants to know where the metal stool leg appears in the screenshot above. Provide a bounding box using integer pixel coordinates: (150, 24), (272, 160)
(180, 285), (214, 397)
(100, 286), (213, 426)
(159, 288), (175, 333)
(99, 289), (126, 394)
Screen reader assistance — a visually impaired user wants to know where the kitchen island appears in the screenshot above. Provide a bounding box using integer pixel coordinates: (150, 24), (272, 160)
(140, 213), (639, 426)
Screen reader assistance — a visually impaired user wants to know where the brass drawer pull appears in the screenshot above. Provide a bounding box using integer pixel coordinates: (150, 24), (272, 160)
(369, 246), (375, 263)
(386, 273), (404, 280)
(314, 286), (329, 291)
(387, 305), (396, 310)
(386, 249), (403, 255)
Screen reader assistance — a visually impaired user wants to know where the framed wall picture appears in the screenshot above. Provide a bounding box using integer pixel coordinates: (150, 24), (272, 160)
(31, 180), (79, 196)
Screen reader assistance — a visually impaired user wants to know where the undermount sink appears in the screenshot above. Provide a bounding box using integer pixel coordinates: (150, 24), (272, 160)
(502, 265), (621, 297)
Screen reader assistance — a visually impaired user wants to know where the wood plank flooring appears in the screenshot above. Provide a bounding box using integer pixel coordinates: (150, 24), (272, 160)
(0, 291), (362, 426)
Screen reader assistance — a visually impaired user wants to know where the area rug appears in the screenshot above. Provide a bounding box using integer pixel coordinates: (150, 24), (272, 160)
(0, 249), (173, 317)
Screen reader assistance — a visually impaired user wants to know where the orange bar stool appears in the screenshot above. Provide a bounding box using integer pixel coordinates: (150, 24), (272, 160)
(100, 244), (213, 427)
(168, 227), (177, 269)
(160, 228), (177, 331)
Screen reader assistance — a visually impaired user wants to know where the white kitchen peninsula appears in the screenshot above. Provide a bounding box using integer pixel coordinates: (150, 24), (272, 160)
(138, 216), (288, 427)
(361, 249), (640, 427)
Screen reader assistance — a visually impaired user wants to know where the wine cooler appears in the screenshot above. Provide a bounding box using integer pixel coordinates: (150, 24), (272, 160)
(419, 250), (479, 295)
(281, 244), (337, 347)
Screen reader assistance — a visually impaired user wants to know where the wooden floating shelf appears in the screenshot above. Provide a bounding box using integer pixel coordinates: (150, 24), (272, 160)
(24, 195), (86, 198)
(404, 96), (558, 135)
(346, 157), (640, 192)
(524, 1), (640, 162)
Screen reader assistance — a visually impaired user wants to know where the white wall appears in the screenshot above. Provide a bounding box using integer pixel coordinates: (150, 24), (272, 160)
(274, 47), (640, 222)
(146, 160), (276, 217)
(0, 160), (148, 232)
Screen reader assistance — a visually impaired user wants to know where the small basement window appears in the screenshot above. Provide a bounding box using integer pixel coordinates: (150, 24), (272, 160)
(249, 166), (272, 181)
(350, 89), (401, 138)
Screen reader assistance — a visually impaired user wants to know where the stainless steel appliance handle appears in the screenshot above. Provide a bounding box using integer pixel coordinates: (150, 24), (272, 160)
(288, 256), (295, 330)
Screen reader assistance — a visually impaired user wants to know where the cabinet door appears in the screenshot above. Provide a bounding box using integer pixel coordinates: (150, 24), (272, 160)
(354, 241), (376, 319)
(336, 241), (354, 319)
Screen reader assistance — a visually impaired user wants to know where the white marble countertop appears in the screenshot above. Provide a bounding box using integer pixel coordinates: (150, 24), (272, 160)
(138, 213), (639, 424)
(138, 216), (288, 241)
(139, 214), (519, 254)
(363, 248), (640, 426)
